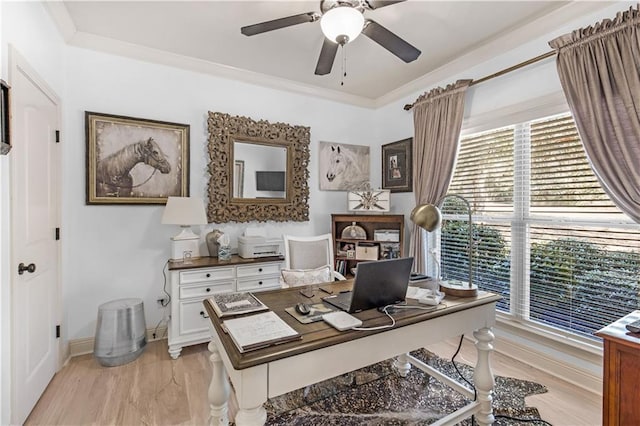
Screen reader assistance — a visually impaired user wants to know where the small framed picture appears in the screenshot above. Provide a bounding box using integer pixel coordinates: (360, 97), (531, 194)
(382, 138), (412, 192)
(85, 111), (190, 204)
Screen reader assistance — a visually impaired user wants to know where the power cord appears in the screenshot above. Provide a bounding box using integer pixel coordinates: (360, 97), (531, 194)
(450, 335), (553, 426)
(161, 260), (171, 308)
(152, 260), (172, 340)
(451, 334), (477, 401)
(351, 304), (441, 331)
(351, 307), (396, 331)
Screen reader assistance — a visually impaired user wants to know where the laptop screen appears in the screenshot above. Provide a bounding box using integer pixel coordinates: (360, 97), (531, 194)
(347, 257), (414, 313)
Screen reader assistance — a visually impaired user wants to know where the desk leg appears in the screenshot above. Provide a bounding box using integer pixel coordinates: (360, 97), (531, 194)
(208, 341), (230, 426)
(473, 327), (495, 426)
(393, 353), (411, 377)
(235, 406), (267, 426)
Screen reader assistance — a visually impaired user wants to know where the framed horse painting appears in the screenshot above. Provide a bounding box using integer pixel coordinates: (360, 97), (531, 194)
(319, 141), (370, 191)
(85, 112), (190, 204)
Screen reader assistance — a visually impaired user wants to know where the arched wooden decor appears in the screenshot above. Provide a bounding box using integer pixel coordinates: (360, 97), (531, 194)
(207, 112), (310, 223)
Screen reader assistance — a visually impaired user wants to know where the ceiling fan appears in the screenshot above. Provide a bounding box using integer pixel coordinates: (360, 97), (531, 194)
(240, 0), (421, 76)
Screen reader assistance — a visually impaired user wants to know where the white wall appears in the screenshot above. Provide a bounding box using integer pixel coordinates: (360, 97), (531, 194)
(63, 46), (377, 340)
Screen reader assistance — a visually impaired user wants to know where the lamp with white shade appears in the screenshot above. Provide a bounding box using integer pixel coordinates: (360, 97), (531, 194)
(410, 194), (478, 297)
(161, 196), (208, 261)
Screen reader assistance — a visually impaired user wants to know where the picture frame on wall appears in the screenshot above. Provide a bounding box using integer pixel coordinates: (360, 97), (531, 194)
(319, 141), (370, 191)
(0, 80), (10, 156)
(85, 111), (190, 205)
(382, 138), (412, 193)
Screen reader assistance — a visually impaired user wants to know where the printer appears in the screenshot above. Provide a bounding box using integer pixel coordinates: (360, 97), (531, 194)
(238, 228), (284, 259)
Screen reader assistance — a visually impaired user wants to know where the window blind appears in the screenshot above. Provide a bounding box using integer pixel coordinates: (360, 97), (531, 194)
(441, 112), (640, 339)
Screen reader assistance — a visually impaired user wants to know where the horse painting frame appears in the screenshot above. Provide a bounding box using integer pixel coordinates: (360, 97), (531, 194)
(86, 111), (190, 205)
(319, 141), (370, 191)
(382, 138), (412, 193)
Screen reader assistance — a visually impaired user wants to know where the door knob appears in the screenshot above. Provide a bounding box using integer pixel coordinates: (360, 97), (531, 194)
(18, 263), (36, 275)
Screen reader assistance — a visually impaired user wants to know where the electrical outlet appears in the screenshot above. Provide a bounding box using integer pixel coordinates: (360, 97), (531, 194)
(157, 296), (168, 307)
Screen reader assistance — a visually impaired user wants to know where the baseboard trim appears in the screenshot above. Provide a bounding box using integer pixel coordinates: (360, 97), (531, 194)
(68, 326), (168, 357)
(492, 329), (602, 395)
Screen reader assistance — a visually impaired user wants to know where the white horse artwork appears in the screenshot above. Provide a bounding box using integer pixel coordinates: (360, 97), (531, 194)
(319, 142), (370, 190)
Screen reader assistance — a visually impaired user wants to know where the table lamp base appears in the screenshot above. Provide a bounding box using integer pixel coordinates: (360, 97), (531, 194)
(439, 280), (478, 298)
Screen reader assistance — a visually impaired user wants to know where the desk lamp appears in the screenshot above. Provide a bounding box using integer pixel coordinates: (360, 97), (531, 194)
(410, 194), (478, 297)
(161, 196), (208, 261)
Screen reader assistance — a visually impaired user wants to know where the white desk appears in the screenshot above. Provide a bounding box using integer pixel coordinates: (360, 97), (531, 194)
(204, 281), (500, 426)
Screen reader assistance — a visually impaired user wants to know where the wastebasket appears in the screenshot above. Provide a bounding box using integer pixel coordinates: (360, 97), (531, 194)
(94, 298), (147, 367)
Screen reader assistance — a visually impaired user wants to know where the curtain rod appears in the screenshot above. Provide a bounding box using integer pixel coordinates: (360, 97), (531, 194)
(403, 50), (556, 111)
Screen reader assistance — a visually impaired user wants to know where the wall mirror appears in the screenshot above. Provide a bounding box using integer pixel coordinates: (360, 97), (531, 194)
(207, 111), (310, 222)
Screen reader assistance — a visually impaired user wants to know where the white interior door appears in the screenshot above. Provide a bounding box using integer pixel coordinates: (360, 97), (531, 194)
(10, 49), (61, 425)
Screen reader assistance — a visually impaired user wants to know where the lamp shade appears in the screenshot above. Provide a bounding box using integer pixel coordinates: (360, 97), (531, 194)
(320, 6), (364, 44)
(410, 204), (442, 232)
(161, 196), (207, 226)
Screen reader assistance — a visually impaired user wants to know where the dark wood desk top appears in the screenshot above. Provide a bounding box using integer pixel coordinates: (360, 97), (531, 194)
(595, 310), (640, 348)
(169, 255), (284, 271)
(203, 281), (500, 370)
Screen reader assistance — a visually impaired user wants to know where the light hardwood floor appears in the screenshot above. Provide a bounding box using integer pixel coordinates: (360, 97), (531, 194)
(26, 338), (601, 425)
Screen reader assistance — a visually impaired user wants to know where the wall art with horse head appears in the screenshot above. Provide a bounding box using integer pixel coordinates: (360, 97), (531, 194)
(319, 141), (370, 191)
(85, 111), (189, 204)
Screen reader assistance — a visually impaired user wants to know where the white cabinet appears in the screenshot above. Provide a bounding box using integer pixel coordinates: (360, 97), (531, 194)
(167, 255), (283, 359)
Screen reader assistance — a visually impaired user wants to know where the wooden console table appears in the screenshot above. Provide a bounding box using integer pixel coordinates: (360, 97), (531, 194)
(203, 280), (500, 425)
(596, 311), (640, 425)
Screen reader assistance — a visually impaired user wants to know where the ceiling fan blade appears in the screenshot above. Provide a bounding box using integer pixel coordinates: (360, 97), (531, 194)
(241, 12), (319, 36)
(365, 0), (406, 10)
(362, 19), (421, 63)
(315, 39), (339, 75)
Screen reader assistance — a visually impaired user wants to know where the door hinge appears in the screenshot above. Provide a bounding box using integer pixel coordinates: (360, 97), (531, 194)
(55, 325), (60, 338)
(55, 227), (60, 240)
(55, 130), (60, 143)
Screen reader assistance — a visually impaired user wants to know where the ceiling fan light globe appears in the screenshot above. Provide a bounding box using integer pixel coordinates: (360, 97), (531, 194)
(320, 6), (364, 44)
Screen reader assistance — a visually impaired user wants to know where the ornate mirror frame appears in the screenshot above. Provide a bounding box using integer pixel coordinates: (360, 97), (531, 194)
(207, 112), (310, 223)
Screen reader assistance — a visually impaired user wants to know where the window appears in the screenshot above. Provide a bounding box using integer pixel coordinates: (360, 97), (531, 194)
(441, 112), (640, 340)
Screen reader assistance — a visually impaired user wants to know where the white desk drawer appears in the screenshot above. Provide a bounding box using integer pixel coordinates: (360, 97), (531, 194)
(237, 262), (281, 278)
(179, 281), (235, 299)
(180, 267), (234, 284)
(179, 299), (211, 335)
(237, 275), (281, 292)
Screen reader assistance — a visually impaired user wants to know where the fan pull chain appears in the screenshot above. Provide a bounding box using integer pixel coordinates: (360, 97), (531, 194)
(340, 44), (347, 86)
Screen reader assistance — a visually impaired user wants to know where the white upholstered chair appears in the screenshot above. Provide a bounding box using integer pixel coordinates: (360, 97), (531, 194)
(281, 233), (346, 287)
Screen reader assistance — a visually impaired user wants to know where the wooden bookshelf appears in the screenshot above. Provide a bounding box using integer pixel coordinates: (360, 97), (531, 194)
(331, 213), (405, 277)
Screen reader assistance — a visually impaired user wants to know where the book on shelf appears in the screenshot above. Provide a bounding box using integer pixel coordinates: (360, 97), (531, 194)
(208, 292), (268, 317)
(222, 311), (301, 353)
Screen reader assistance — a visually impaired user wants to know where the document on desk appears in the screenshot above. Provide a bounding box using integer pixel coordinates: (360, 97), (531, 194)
(222, 311), (301, 353)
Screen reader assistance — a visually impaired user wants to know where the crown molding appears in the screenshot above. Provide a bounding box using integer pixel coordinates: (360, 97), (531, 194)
(375, 1), (619, 109)
(42, 1), (76, 42)
(44, 1), (619, 110)
(43, 1), (376, 109)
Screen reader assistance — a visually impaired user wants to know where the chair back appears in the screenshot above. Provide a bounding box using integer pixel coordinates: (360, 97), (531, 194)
(283, 233), (335, 270)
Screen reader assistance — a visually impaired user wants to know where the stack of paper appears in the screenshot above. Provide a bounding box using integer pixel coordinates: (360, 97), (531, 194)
(222, 311), (301, 353)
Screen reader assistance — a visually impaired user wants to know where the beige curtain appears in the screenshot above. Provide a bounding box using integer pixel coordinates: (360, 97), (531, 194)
(409, 79), (472, 273)
(549, 6), (640, 223)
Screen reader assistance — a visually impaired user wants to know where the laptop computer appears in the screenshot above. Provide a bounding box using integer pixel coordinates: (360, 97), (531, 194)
(323, 257), (414, 313)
